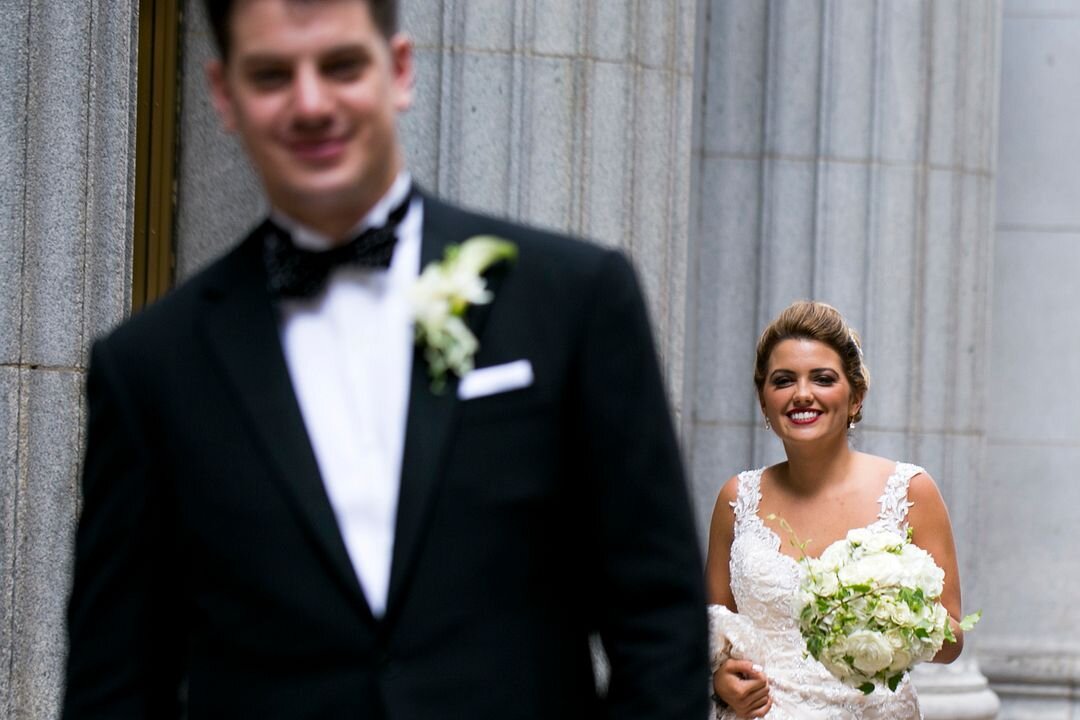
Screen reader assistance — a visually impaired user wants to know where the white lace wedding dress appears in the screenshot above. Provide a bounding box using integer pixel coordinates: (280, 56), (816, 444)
(713, 462), (924, 719)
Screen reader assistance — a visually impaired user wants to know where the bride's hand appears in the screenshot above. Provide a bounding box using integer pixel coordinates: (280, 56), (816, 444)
(713, 659), (772, 718)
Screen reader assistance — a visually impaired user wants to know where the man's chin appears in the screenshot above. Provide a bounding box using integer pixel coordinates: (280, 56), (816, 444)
(272, 183), (365, 216)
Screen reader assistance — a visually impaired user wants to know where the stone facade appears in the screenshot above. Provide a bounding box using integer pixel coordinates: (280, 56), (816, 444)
(688, 3), (1001, 716)
(4, 0), (1077, 718)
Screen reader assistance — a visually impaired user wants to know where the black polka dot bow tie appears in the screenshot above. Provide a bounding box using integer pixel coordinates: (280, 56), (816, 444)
(263, 187), (413, 299)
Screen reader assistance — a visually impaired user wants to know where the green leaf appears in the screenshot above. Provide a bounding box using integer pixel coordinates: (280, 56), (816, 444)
(959, 610), (982, 631)
(859, 682), (875, 695)
(888, 674), (903, 692)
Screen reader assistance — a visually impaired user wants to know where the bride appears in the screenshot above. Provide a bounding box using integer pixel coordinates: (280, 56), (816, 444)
(706, 301), (968, 719)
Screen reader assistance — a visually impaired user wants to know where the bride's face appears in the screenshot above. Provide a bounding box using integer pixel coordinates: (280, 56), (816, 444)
(759, 338), (861, 444)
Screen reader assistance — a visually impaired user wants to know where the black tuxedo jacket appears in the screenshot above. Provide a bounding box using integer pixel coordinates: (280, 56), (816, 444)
(64, 194), (708, 719)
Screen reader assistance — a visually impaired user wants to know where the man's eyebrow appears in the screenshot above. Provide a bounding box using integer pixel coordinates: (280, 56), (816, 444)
(239, 43), (371, 63)
(321, 43), (371, 57)
(238, 52), (291, 68)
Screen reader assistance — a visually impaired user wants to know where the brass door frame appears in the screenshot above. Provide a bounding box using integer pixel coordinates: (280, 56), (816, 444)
(132, 0), (180, 311)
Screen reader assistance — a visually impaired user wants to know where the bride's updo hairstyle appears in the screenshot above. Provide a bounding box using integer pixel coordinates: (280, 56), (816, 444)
(753, 301), (871, 425)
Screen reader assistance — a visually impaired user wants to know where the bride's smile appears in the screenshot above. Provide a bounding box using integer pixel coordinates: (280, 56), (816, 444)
(760, 337), (861, 443)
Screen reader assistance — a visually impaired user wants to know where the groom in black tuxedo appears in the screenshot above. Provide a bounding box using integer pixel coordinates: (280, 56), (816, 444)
(63, 0), (708, 717)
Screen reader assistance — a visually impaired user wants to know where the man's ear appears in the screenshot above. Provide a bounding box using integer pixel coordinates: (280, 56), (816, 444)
(389, 33), (415, 113)
(206, 60), (237, 132)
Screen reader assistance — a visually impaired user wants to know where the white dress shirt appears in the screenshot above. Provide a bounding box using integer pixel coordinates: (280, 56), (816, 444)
(273, 173), (420, 617)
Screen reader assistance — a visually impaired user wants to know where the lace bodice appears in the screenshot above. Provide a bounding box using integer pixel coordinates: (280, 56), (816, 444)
(718, 462), (924, 719)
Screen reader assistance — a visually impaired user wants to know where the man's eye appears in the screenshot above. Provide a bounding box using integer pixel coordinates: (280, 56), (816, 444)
(325, 58), (363, 79)
(250, 68), (289, 88)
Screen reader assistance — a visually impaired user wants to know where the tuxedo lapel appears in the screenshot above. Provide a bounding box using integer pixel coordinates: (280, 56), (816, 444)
(198, 226), (375, 624)
(385, 197), (461, 619)
(385, 194), (512, 620)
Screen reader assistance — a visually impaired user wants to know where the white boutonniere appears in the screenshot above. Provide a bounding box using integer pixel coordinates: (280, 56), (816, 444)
(411, 235), (518, 392)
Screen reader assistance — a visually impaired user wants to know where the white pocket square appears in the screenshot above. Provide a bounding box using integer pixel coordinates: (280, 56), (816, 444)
(458, 359), (534, 400)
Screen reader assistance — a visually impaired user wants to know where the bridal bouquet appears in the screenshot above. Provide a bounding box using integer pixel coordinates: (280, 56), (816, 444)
(790, 524), (980, 694)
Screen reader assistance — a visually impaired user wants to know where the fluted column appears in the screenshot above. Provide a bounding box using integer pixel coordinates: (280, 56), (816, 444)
(980, 2), (1080, 717)
(689, 2), (1001, 717)
(399, 0), (699, 420)
(0, 2), (139, 717)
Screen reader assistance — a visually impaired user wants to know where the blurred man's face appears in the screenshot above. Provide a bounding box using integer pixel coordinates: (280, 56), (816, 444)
(208, 0), (413, 238)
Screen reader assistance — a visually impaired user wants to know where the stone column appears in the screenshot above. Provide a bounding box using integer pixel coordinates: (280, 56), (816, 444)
(399, 0), (701, 419)
(980, 2), (1080, 716)
(0, 2), (139, 717)
(689, 2), (1001, 717)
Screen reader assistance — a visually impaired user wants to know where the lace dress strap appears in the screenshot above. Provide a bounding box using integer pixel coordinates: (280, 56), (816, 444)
(876, 461), (924, 531)
(730, 467), (766, 522)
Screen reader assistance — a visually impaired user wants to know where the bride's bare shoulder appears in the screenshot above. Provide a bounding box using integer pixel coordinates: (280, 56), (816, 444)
(715, 474), (741, 509)
(853, 451), (901, 477)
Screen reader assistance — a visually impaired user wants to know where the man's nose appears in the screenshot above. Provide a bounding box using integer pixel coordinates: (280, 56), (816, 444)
(293, 67), (332, 118)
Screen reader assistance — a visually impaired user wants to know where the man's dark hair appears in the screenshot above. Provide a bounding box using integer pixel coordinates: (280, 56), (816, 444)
(203, 0), (399, 59)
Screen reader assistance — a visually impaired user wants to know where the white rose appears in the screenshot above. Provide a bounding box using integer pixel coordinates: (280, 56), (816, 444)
(818, 538), (850, 570)
(872, 594), (912, 626)
(883, 628), (916, 673)
(913, 565), (945, 598)
(888, 645), (914, 674)
(888, 598), (916, 627)
(846, 629), (895, 676)
(839, 553), (904, 587)
(821, 641), (855, 680)
(847, 595), (874, 625)
(807, 567), (840, 597)
(898, 545), (946, 596)
(845, 527), (874, 550)
(873, 598), (894, 623)
(848, 528), (905, 554)
(927, 604), (949, 646)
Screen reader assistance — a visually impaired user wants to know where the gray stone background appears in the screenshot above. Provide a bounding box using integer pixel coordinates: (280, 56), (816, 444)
(2, 0), (1078, 718)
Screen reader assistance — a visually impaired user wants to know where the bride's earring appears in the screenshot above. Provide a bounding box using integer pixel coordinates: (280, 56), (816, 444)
(848, 415), (856, 429)
(764, 416), (771, 431)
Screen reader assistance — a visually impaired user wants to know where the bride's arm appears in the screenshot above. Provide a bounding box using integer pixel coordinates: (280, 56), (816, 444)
(706, 477), (773, 718)
(706, 475), (740, 611)
(907, 471), (965, 664)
